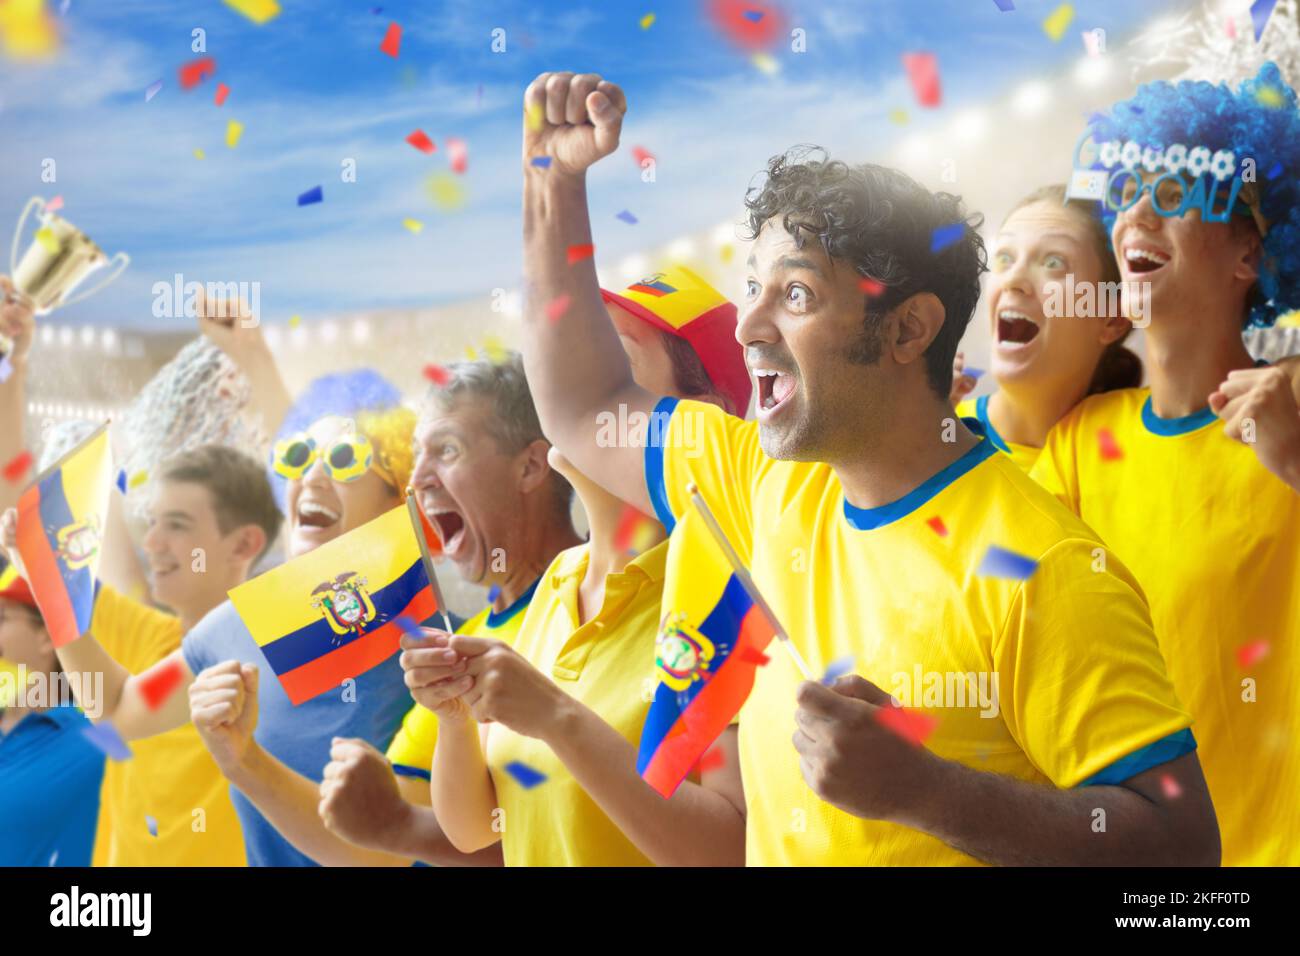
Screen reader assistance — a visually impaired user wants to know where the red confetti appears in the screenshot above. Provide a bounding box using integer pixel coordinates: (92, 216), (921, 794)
(926, 515), (948, 537)
(545, 294), (572, 323)
(697, 746), (726, 772)
(736, 646), (770, 667)
(858, 277), (885, 297)
(45, 195), (64, 213)
(178, 56), (217, 90)
(1097, 428), (1123, 461)
(707, 0), (784, 50)
(874, 704), (939, 746)
(380, 22), (402, 57)
(3, 451), (33, 483)
(214, 82), (230, 106)
(902, 52), (941, 108)
(613, 503), (652, 553)
(422, 364), (451, 386)
(566, 243), (595, 264)
(405, 129), (436, 154)
(447, 137), (468, 174)
(139, 659), (185, 711)
(1160, 773), (1182, 799)
(1236, 639), (1270, 669)
(631, 145), (655, 166)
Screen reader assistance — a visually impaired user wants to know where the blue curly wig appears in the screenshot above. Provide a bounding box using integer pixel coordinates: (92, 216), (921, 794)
(1083, 62), (1300, 328)
(269, 368), (406, 512)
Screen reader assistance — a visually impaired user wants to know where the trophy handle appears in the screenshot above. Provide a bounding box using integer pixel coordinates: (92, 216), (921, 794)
(59, 252), (130, 308)
(11, 196), (44, 276)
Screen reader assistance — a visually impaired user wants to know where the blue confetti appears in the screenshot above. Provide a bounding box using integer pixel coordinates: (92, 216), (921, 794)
(964, 366), (985, 381)
(115, 469), (127, 494)
(0, 354), (12, 384)
(820, 655), (855, 685)
(394, 614), (421, 637)
(146, 815), (158, 837)
(930, 223), (965, 254)
(530, 156), (552, 168)
(976, 544), (1039, 581)
(742, 9), (764, 21)
(82, 723), (133, 762)
(1267, 161), (1284, 180)
(615, 209), (638, 225)
(1252, 0), (1279, 43)
(992, 0), (1015, 10)
(487, 584), (502, 604)
(145, 79), (163, 102)
(503, 760), (547, 789)
(297, 185), (323, 206)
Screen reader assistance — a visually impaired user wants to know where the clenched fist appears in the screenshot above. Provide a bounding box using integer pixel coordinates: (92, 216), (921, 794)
(522, 72), (627, 177)
(318, 737), (412, 851)
(189, 660), (260, 772)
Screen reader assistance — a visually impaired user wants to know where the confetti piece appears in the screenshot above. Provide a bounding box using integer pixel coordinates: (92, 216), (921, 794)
(698, 746), (725, 771)
(930, 223), (964, 254)
(1042, 3), (1074, 42)
(225, 119), (243, 149)
(379, 21), (401, 58)
(615, 210), (638, 225)
(402, 218), (424, 234)
(298, 185), (323, 206)
(545, 293), (572, 322)
(503, 760), (547, 789)
(875, 704), (939, 746)
(963, 366), (985, 380)
(483, 335), (509, 364)
(45, 195), (63, 212)
(1256, 86), (1284, 108)
(1267, 161), (1283, 179)
(1226, 15), (1237, 39)
(720, 244), (734, 263)
(394, 614), (421, 637)
(214, 82), (230, 106)
(1159, 773), (1182, 799)
(447, 137), (468, 174)
(889, 108), (909, 125)
(406, 129), (436, 153)
(145, 79), (163, 102)
(223, 0), (281, 24)
(976, 544), (1039, 581)
(926, 516), (948, 537)
(614, 504), (658, 554)
(289, 314), (301, 328)
(0, 355), (12, 384)
(858, 277), (885, 297)
(35, 226), (59, 255)
(567, 243), (595, 264)
(737, 647), (770, 666)
(193, 148), (206, 160)
(820, 656), (854, 685)
(525, 101), (544, 132)
(139, 659), (185, 710)
(487, 584), (502, 604)
(128, 470), (148, 490)
(707, 0), (782, 50)
(146, 816), (158, 837)
(1251, 0), (1279, 42)
(992, 0), (1015, 10)
(115, 469), (127, 494)
(902, 52), (941, 108)
(751, 52), (779, 75)
(422, 363), (450, 386)
(178, 56), (216, 90)
(82, 723), (132, 761)
(631, 146), (654, 167)
(530, 156), (552, 168)
(426, 172), (465, 210)
(1236, 639), (1270, 669)
(742, 8), (764, 22)
(1097, 427), (1123, 461)
(640, 12), (655, 29)
(3, 451), (32, 483)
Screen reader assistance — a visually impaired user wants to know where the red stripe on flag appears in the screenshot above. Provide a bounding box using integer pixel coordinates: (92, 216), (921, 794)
(15, 488), (81, 648)
(642, 605), (776, 797)
(277, 589), (436, 705)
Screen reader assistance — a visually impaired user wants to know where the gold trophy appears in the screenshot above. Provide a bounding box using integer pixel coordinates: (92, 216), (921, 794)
(2, 196), (129, 357)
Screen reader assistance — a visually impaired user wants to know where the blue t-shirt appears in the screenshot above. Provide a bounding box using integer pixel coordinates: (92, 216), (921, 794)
(182, 600), (416, 867)
(0, 705), (105, 866)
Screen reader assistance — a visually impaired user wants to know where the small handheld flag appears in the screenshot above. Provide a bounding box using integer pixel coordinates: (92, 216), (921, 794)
(14, 423), (114, 648)
(406, 490), (454, 634)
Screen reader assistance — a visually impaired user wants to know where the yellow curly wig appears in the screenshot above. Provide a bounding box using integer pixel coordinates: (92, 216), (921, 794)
(355, 406), (417, 494)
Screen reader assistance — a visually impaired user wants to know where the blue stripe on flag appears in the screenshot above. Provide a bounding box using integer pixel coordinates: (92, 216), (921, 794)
(37, 469), (96, 636)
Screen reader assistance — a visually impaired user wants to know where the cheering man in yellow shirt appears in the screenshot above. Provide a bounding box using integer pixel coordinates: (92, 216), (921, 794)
(517, 70), (1220, 866)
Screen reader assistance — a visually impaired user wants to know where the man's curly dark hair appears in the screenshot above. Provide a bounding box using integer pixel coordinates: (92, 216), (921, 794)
(743, 146), (987, 397)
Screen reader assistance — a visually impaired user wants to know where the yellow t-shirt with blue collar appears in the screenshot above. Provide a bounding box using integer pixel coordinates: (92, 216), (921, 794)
(646, 397), (1193, 866)
(1031, 386), (1300, 865)
(956, 395), (1041, 472)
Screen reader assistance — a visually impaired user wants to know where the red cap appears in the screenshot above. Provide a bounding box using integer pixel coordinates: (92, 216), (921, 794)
(0, 569), (37, 610)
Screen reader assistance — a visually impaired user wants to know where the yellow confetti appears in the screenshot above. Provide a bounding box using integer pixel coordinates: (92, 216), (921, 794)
(222, 0), (281, 25)
(1042, 3), (1074, 42)
(402, 218), (425, 233)
(890, 109), (909, 125)
(640, 13), (656, 30)
(751, 52), (780, 75)
(289, 314), (301, 328)
(0, 0), (60, 60)
(720, 244), (734, 263)
(194, 148), (206, 160)
(34, 226), (59, 255)
(525, 100), (544, 132)
(483, 334), (509, 364)
(225, 119), (244, 148)
(128, 470), (149, 490)
(426, 172), (466, 211)
(464, 345), (477, 361)
(1257, 86), (1285, 108)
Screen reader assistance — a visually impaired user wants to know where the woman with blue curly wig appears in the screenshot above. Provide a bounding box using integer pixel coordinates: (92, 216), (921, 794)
(1032, 63), (1300, 866)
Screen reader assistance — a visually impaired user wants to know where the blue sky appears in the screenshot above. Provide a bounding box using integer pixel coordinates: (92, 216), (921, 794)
(0, 0), (1177, 329)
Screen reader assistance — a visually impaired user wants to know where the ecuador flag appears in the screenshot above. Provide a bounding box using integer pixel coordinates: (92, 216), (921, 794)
(230, 504), (440, 706)
(636, 501), (778, 798)
(14, 425), (114, 648)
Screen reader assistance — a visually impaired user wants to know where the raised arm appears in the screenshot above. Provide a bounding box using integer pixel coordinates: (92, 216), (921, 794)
(194, 285), (292, 439)
(0, 277), (36, 513)
(520, 72), (657, 514)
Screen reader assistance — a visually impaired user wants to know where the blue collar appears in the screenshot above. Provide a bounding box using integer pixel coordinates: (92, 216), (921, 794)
(975, 394), (1012, 454)
(843, 425), (997, 531)
(486, 577), (540, 628)
(1140, 395), (1217, 436)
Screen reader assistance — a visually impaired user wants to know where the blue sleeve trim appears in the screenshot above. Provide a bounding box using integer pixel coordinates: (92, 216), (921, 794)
(391, 764), (431, 781)
(643, 396), (680, 535)
(1077, 728), (1197, 787)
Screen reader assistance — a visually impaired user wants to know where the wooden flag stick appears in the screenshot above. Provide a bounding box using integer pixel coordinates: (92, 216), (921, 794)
(686, 483), (813, 680)
(405, 490), (454, 634)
